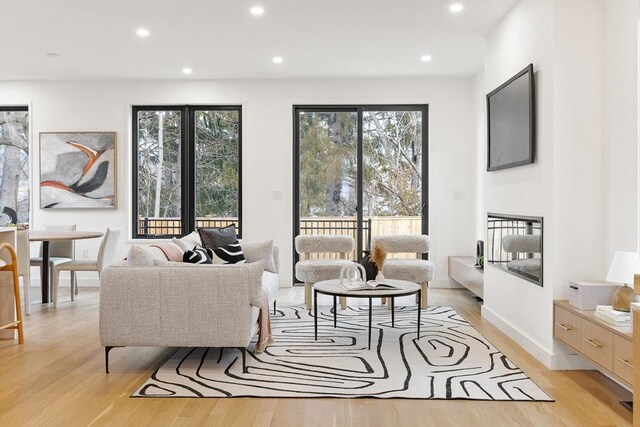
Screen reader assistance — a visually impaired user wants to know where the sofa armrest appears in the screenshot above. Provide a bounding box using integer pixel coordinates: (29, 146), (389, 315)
(273, 245), (279, 274)
(99, 266), (253, 348)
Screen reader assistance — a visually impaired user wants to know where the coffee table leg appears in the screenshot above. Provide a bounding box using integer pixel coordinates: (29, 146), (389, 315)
(368, 297), (372, 350)
(42, 241), (50, 303)
(392, 297), (395, 327)
(314, 289), (318, 341)
(417, 290), (421, 341)
(333, 295), (337, 328)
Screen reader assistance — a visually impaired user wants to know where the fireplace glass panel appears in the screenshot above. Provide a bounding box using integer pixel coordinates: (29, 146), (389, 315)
(487, 213), (543, 286)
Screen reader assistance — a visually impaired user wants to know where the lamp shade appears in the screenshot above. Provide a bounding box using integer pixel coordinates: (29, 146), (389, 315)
(606, 251), (640, 284)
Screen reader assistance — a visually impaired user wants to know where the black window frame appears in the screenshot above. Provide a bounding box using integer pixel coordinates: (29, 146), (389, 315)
(292, 104), (429, 280)
(0, 105), (29, 224)
(132, 105), (242, 239)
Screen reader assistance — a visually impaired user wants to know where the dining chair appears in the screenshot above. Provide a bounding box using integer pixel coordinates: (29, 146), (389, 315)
(30, 224), (77, 296)
(51, 228), (121, 307)
(16, 230), (31, 315)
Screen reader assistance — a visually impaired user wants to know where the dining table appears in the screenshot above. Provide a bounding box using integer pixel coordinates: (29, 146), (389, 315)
(29, 230), (104, 303)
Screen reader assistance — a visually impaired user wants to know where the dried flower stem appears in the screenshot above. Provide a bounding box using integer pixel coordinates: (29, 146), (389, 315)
(371, 243), (387, 271)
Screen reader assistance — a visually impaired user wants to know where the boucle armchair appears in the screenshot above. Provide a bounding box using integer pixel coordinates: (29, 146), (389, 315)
(371, 234), (434, 308)
(295, 234), (354, 310)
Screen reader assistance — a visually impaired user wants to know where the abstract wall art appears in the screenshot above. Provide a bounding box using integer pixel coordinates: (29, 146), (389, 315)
(39, 132), (117, 209)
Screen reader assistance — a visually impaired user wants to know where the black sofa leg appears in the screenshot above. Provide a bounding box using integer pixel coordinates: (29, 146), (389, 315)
(105, 346), (123, 374)
(273, 300), (276, 315)
(105, 346), (114, 374)
(238, 347), (248, 373)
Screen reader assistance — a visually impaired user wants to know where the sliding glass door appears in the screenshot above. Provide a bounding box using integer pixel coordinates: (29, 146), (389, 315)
(294, 105), (428, 271)
(362, 109), (427, 258)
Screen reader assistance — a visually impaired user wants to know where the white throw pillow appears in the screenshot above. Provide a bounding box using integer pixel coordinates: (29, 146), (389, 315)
(241, 240), (276, 273)
(127, 245), (168, 266)
(172, 231), (202, 252)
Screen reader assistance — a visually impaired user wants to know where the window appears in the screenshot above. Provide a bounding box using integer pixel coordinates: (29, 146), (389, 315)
(293, 105), (428, 275)
(0, 106), (29, 225)
(132, 105), (241, 238)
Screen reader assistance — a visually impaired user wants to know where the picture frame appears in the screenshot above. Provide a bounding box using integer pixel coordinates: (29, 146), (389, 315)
(39, 131), (117, 209)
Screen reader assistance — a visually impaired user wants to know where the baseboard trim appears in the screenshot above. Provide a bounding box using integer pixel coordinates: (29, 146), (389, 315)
(481, 305), (555, 368)
(480, 305), (626, 374)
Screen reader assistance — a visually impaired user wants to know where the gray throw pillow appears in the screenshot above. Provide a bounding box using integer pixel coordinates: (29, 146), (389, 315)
(127, 245), (168, 266)
(242, 240), (276, 273)
(198, 225), (237, 249)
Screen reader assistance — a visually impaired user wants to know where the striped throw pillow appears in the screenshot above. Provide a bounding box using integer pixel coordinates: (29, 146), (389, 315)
(183, 247), (213, 264)
(208, 241), (246, 264)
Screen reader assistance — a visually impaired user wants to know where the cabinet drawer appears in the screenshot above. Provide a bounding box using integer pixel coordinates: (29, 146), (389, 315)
(554, 306), (582, 349)
(579, 318), (613, 371)
(613, 335), (633, 385)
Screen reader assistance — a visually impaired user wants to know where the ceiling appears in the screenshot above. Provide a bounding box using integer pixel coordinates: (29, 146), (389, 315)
(0, 0), (516, 80)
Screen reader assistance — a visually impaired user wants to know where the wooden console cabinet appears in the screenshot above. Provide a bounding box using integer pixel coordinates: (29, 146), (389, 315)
(448, 256), (483, 298)
(553, 300), (632, 388)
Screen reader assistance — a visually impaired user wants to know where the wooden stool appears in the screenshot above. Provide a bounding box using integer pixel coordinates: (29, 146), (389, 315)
(0, 243), (24, 344)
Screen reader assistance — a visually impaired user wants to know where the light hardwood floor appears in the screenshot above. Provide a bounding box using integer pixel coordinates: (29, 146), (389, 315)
(0, 286), (633, 427)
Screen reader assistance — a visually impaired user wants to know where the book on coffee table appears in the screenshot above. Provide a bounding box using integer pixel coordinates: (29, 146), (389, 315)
(339, 280), (398, 291)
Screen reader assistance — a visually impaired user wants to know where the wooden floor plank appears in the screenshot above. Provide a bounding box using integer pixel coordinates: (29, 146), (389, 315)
(0, 286), (633, 427)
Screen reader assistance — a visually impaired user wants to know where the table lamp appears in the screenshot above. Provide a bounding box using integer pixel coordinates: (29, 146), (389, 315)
(607, 251), (640, 312)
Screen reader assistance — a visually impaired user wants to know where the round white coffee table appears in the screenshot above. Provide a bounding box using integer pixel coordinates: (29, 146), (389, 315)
(313, 279), (421, 350)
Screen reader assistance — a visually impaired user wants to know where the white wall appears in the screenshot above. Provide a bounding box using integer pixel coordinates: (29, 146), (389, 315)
(472, 70), (485, 242)
(602, 0), (640, 264)
(0, 77), (476, 288)
(480, 0), (557, 366)
(477, 0), (639, 369)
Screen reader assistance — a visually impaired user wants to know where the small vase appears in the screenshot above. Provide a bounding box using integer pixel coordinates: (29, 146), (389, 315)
(375, 272), (385, 283)
(612, 284), (636, 312)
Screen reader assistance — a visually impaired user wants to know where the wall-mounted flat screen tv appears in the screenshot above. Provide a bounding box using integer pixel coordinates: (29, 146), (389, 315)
(487, 63), (535, 171)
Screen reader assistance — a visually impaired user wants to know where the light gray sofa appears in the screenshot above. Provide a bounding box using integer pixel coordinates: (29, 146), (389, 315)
(99, 246), (279, 373)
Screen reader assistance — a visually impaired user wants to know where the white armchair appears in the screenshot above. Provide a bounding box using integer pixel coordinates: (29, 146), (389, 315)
(295, 234), (354, 310)
(371, 235), (434, 308)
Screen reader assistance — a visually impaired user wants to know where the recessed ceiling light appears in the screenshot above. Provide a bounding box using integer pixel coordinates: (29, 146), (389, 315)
(136, 28), (150, 37)
(272, 56), (283, 64)
(421, 55), (432, 63)
(182, 68), (193, 75)
(250, 6), (264, 16)
(45, 52), (60, 58)
(449, 3), (464, 13)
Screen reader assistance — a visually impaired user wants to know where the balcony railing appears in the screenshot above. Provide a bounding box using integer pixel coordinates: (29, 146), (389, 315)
(137, 216), (422, 261)
(137, 217), (238, 237)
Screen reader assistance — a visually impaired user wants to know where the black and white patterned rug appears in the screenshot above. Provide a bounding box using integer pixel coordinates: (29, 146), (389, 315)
(133, 305), (552, 401)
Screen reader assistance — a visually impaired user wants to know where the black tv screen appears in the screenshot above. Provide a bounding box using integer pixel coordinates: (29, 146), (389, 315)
(487, 64), (535, 171)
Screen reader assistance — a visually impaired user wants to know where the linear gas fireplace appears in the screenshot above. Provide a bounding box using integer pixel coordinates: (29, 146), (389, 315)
(487, 213), (543, 286)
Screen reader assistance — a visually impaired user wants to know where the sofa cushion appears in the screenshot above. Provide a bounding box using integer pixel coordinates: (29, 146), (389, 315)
(382, 259), (434, 283)
(152, 259), (265, 307)
(199, 225), (237, 249)
(242, 240), (276, 273)
(127, 245), (168, 266)
(295, 259), (353, 283)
